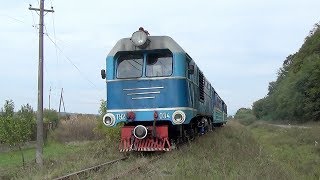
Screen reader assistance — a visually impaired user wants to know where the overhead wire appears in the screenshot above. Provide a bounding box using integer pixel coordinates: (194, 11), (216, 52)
(50, 1), (60, 83)
(25, 0), (104, 109)
(43, 24), (54, 89)
(45, 0), (102, 93)
(45, 33), (101, 90)
(0, 14), (25, 24)
(49, 1), (64, 104)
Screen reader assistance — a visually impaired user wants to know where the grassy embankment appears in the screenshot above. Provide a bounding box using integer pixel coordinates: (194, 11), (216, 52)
(249, 122), (320, 179)
(1, 118), (319, 179)
(0, 115), (121, 179)
(91, 120), (316, 179)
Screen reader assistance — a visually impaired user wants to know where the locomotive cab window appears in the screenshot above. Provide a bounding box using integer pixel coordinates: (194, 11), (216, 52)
(117, 54), (143, 78)
(146, 52), (173, 77)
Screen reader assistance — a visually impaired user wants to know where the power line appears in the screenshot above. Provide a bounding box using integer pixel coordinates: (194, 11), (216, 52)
(0, 14), (25, 24)
(49, 2), (61, 89)
(45, 33), (100, 90)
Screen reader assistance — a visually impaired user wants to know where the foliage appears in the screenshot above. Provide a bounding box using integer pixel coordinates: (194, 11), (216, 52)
(0, 100), (35, 166)
(43, 108), (58, 124)
(16, 104), (35, 123)
(234, 108), (256, 125)
(253, 22), (320, 122)
(95, 99), (123, 143)
(1, 100), (14, 118)
(52, 115), (102, 143)
(98, 99), (107, 116)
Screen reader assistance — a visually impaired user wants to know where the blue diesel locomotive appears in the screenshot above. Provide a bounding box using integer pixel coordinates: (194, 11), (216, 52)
(101, 28), (227, 152)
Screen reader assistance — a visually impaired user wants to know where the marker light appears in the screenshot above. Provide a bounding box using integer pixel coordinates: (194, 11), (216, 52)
(103, 113), (115, 126)
(127, 111), (135, 121)
(172, 110), (186, 124)
(131, 30), (149, 48)
(154, 111), (158, 119)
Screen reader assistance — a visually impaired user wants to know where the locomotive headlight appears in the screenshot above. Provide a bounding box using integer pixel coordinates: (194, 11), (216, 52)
(102, 113), (115, 126)
(172, 110), (186, 124)
(131, 30), (149, 48)
(133, 125), (148, 139)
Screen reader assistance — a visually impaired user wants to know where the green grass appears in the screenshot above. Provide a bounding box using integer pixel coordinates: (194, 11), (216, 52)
(91, 121), (294, 179)
(0, 142), (82, 168)
(249, 122), (320, 179)
(0, 140), (121, 179)
(1, 120), (319, 179)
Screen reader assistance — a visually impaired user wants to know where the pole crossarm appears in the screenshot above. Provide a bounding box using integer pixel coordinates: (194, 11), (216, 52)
(29, 5), (54, 13)
(29, 7), (54, 12)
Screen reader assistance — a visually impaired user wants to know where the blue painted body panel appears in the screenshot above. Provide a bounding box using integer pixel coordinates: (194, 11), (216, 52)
(107, 79), (189, 109)
(104, 50), (227, 126)
(111, 109), (196, 125)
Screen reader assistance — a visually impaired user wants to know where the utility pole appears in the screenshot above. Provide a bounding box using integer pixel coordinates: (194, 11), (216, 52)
(58, 88), (66, 123)
(29, 1), (54, 167)
(58, 88), (66, 114)
(49, 86), (51, 109)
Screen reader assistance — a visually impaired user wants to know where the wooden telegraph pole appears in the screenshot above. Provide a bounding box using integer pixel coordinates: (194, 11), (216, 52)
(29, 0), (54, 167)
(49, 86), (51, 109)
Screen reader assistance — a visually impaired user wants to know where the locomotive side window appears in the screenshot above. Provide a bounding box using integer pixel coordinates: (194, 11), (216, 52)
(146, 52), (173, 77)
(186, 56), (192, 80)
(199, 71), (204, 101)
(117, 54), (143, 78)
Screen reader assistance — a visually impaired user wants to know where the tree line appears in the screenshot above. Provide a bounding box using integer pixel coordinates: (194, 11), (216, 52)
(252, 22), (320, 122)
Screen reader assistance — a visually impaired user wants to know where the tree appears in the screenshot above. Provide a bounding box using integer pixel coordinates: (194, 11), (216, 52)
(17, 104), (35, 122)
(234, 108), (256, 125)
(253, 22), (320, 122)
(1, 100), (14, 118)
(0, 100), (34, 167)
(43, 108), (58, 124)
(98, 99), (107, 116)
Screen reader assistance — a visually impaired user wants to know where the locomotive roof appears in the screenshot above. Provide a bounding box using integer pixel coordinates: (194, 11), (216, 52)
(107, 36), (186, 56)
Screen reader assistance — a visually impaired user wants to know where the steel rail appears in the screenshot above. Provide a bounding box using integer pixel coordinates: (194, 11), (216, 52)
(110, 156), (161, 180)
(53, 156), (128, 180)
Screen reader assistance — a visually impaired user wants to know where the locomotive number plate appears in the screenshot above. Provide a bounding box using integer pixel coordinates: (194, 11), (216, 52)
(159, 112), (170, 119)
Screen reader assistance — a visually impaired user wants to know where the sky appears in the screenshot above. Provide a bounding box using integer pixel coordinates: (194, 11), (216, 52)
(0, 0), (319, 115)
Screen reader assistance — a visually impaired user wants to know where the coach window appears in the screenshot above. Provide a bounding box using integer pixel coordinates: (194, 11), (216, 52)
(117, 54), (143, 78)
(146, 52), (173, 77)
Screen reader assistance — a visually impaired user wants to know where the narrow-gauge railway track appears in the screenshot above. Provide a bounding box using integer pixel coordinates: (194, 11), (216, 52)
(53, 156), (128, 180)
(110, 156), (161, 180)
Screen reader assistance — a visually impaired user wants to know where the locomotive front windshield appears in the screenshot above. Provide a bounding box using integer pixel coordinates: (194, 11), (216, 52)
(146, 52), (173, 77)
(117, 54), (143, 78)
(116, 52), (173, 79)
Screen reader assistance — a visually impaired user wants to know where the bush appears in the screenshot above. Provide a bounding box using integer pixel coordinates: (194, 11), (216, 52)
(95, 99), (123, 143)
(95, 121), (123, 143)
(234, 108), (257, 125)
(44, 108), (58, 124)
(0, 100), (35, 166)
(52, 114), (102, 143)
